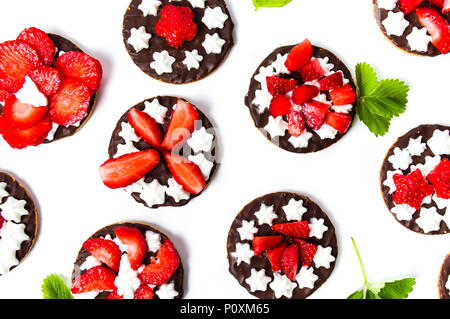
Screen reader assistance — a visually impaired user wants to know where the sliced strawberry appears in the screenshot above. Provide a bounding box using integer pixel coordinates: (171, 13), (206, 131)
(99, 149), (160, 189)
(269, 95), (291, 117)
(267, 243), (286, 273)
(393, 169), (435, 210)
(106, 291), (123, 299)
(114, 226), (148, 270)
(28, 66), (62, 97)
(272, 221), (310, 238)
(284, 39), (313, 72)
(71, 266), (116, 294)
(54, 51), (103, 94)
(155, 4), (197, 48)
(293, 239), (318, 267)
(128, 108), (162, 149)
(252, 236), (284, 256)
(300, 59), (325, 82)
(325, 112), (352, 134)
(139, 239), (180, 285)
(83, 238), (122, 272)
(318, 72), (344, 91)
(443, 0), (450, 13)
(287, 111), (305, 137)
(428, 0), (444, 7)
(427, 158), (450, 199)
(292, 85), (320, 105)
(17, 27), (56, 65)
(134, 284), (154, 299)
(266, 76), (297, 97)
(1, 96), (47, 129)
(399, 0), (425, 14)
(0, 215), (5, 229)
(0, 115), (52, 149)
(0, 90), (12, 104)
(415, 7), (450, 54)
(163, 152), (206, 194)
(301, 100), (330, 130)
(281, 243), (299, 281)
(330, 84), (357, 106)
(0, 40), (41, 93)
(161, 100), (199, 151)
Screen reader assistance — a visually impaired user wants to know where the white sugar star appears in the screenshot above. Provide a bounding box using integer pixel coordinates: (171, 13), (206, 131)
(139, 180), (167, 207)
(245, 269), (272, 292)
(231, 243), (254, 266)
(0, 222), (29, 250)
(156, 282), (179, 299)
(269, 273), (297, 299)
(288, 131), (313, 149)
(254, 204), (278, 226)
(433, 193), (450, 210)
(406, 136), (427, 157)
(427, 130), (450, 156)
(143, 99), (168, 124)
(127, 26), (151, 53)
(0, 182), (8, 201)
(188, 153), (214, 180)
(145, 231), (162, 253)
(391, 204), (416, 222)
(410, 155), (441, 176)
(187, 127), (214, 153)
(377, 0), (398, 10)
(388, 147), (413, 170)
(252, 89), (272, 114)
(237, 220), (258, 241)
(202, 7), (228, 29)
(0, 241), (20, 275)
(315, 124), (338, 140)
(202, 33), (225, 54)
(313, 246), (335, 269)
(0, 197), (29, 223)
(309, 218), (328, 240)
(416, 207), (443, 233)
(407, 27), (432, 53)
(119, 122), (140, 144)
(166, 178), (190, 203)
(183, 50), (204, 70)
(383, 170), (402, 194)
(282, 198), (307, 221)
(296, 266), (318, 289)
(150, 51), (175, 75)
(264, 116), (288, 139)
(382, 11), (409, 36)
(138, 0), (162, 16)
(272, 53), (289, 74)
(115, 142), (139, 158)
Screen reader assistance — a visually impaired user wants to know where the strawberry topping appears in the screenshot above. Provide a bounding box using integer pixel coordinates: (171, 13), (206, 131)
(128, 108), (163, 149)
(140, 239), (180, 285)
(1, 96), (47, 129)
(393, 169), (435, 210)
(399, 0), (425, 14)
(427, 158), (450, 199)
(272, 221), (310, 239)
(114, 226), (148, 270)
(281, 243), (299, 281)
(134, 284), (154, 299)
(252, 236), (284, 256)
(28, 66), (62, 97)
(293, 239), (318, 267)
(266, 76), (297, 97)
(269, 95), (291, 118)
(325, 112), (352, 134)
(155, 4), (197, 48)
(17, 27), (56, 65)
(415, 7), (450, 54)
(318, 72), (344, 91)
(0, 115), (52, 149)
(300, 59), (325, 82)
(301, 100), (330, 130)
(83, 238), (122, 272)
(266, 243), (286, 273)
(163, 152), (206, 195)
(287, 111), (305, 137)
(284, 39), (313, 72)
(329, 84), (357, 106)
(71, 266), (116, 294)
(292, 85), (320, 105)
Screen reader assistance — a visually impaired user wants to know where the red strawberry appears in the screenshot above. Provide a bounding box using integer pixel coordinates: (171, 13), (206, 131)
(272, 221), (310, 238)
(128, 108), (163, 149)
(155, 4), (197, 48)
(71, 266), (116, 294)
(48, 78), (91, 126)
(318, 72), (344, 91)
(114, 226), (148, 270)
(28, 66), (62, 97)
(0, 215), (5, 229)
(292, 85), (320, 105)
(415, 7), (450, 54)
(281, 243), (299, 281)
(284, 39), (313, 72)
(444, 0), (450, 13)
(0, 115), (52, 149)
(266, 76), (297, 97)
(54, 51), (103, 94)
(134, 284), (154, 299)
(287, 111), (305, 137)
(252, 236), (284, 256)
(267, 243), (286, 273)
(17, 27), (56, 65)
(300, 59), (325, 82)
(393, 169), (435, 210)
(325, 112), (352, 134)
(269, 95), (291, 117)
(427, 159), (450, 199)
(106, 291), (123, 299)
(161, 99), (199, 151)
(301, 100), (330, 130)
(0, 41), (41, 93)
(399, 0), (425, 14)
(83, 238), (122, 272)
(140, 239), (180, 285)
(0, 89), (12, 103)
(99, 149), (161, 189)
(1, 96), (47, 129)
(163, 152), (206, 194)
(330, 84), (357, 106)
(293, 239), (318, 267)
(428, 0), (444, 7)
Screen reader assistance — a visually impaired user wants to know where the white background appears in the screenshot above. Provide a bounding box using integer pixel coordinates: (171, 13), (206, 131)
(0, 0), (448, 299)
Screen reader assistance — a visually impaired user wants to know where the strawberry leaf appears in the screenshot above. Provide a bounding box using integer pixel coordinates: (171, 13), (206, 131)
(348, 289), (365, 299)
(378, 278), (416, 299)
(252, 0), (292, 10)
(41, 274), (73, 299)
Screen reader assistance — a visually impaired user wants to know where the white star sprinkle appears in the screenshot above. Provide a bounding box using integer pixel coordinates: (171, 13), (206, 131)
(237, 220), (258, 241)
(296, 266), (318, 289)
(254, 204), (278, 226)
(231, 243), (254, 266)
(252, 89), (272, 113)
(315, 124), (338, 140)
(377, 0), (398, 10)
(383, 170), (402, 194)
(139, 180), (167, 207)
(138, 0), (162, 16)
(145, 231), (162, 253)
(388, 147), (413, 170)
(115, 142), (139, 158)
(416, 207), (443, 233)
(313, 246), (335, 269)
(245, 269), (272, 292)
(0, 197), (29, 223)
(288, 131), (313, 149)
(188, 153), (214, 180)
(407, 27), (432, 52)
(269, 273), (297, 299)
(127, 26), (151, 53)
(143, 99), (168, 124)
(309, 218), (328, 240)
(0, 222), (29, 250)
(187, 127), (214, 153)
(382, 11), (409, 36)
(0, 182), (8, 201)
(202, 7), (228, 29)
(272, 53), (289, 74)
(264, 116), (288, 139)
(156, 282), (179, 299)
(406, 136), (427, 157)
(119, 122), (140, 144)
(391, 204), (416, 221)
(282, 198), (307, 221)
(0, 241), (20, 275)
(427, 130), (450, 156)
(410, 155), (441, 176)
(183, 50), (204, 70)
(150, 51), (175, 75)
(166, 178), (190, 203)
(202, 33), (226, 54)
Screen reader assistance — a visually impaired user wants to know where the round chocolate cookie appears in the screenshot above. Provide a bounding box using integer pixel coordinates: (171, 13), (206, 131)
(0, 172), (38, 276)
(227, 192), (338, 299)
(122, 0), (234, 84)
(439, 253), (450, 299)
(108, 96), (218, 209)
(380, 124), (450, 235)
(373, 0), (449, 57)
(71, 222), (184, 299)
(244, 44), (357, 154)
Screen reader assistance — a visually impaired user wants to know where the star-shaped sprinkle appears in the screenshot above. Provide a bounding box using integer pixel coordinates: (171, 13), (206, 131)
(187, 127), (214, 153)
(138, 0), (162, 16)
(245, 269), (272, 292)
(236, 220), (258, 241)
(264, 116), (288, 139)
(382, 11), (409, 36)
(202, 33), (226, 54)
(115, 142), (139, 158)
(288, 131), (313, 148)
(406, 27), (432, 52)
(166, 178), (190, 203)
(406, 136), (427, 157)
(145, 230), (162, 253)
(139, 179), (167, 207)
(127, 26), (152, 53)
(269, 273), (297, 299)
(254, 204), (278, 226)
(183, 50), (204, 70)
(272, 53), (289, 74)
(187, 0), (206, 8)
(433, 193), (449, 210)
(377, 0), (398, 10)
(150, 51), (175, 75)
(392, 169), (435, 210)
(156, 282), (179, 299)
(282, 198), (307, 221)
(231, 243), (254, 266)
(0, 241), (20, 275)
(0, 197), (29, 223)
(427, 129), (450, 156)
(309, 218), (328, 239)
(416, 207), (443, 233)
(252, 89), (272, 113)
(383, 170), (402, 194)
(315, 124), (338, 140)
(119, 122), (139, 143)
(410, 155), (441, 177)
(0, 221), (30, 250)
(296, 266), (318, 289)
(313, 245), (335, 269)
(202, 7), (228, 29)
(388, 147), (413, 170)
(143, 99), (168, 124)
(188, 153), (214, 180)
(0, 182), (8, 201)
(391, 204), (416, 221)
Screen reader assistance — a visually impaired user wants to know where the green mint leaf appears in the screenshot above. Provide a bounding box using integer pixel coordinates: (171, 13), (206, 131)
(378, 278), (416, 299)
(41, 274), (73, 299)
(252, 0), (292, 10)
(347, 289), (365, 299)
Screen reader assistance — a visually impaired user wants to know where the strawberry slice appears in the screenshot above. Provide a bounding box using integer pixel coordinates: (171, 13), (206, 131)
(330, 84), (357, 106)
(281, 243), (299, 281)
(302, 100), (330, 130)
(266, 76), (297, 97)
(427, 158), (450, 199)
(293, 239), (318, 267)
(252, 236), (284, 256)
(284, 39), (313, 72)
(106, 291), (123, 299)
(83, 238), (122, 272)
(128, 108), (162, 149)
(267, 243), (286, 273)
(0, 115), (52, 149)
(134, 284), (154, 299)
(0, 215), (5, 230)
(325, 112), (352, 134)
(99, 149), (160, 189)
(163, 152), (206, 194)
(0, 40), (41, 93)
(300, 59), (325, 82)
(287, 111), (305, 137)
(269, 95), (291, 117)
(114, 226), (148, 270)
(71, 266), (116, 294)
(272, 221), (310, 238)
(139, 239), (180, 285)
(318, 72), (344, 91)
(17, 27), (56, 65)
(292, 85), (320, 105)
(415, 7), (450, 54)
(161, 100), (199, 151)
(54, 51), (103, 94)
(399, 0), (425, 14)
(28, 66), (62, 97)
(393, 169), (435, 210)
(0, 89), (12, 103)
(1, 96), (47, 129)
(428, 0), (444, 7)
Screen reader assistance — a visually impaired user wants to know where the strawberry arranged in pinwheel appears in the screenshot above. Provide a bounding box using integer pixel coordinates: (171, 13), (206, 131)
(393, 169), (435, 210)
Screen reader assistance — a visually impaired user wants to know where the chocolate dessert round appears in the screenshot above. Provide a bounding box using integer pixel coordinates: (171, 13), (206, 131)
(0, 172), (38, 275)
(123, 0), (234, 84)
(373, 0), (449, 57)
(244, 45), (357, 154)
(380, 124), (450, 235)
(71, 222), (184, 299)
(439, 253), (450, 299)
(227, 192), (338, 299)
(108, 96), (218, 209)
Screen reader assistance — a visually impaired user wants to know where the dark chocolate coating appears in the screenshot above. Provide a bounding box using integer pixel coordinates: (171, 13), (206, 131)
(123, 0), (234, 84)
(244, 45), (357, 154)
(226, 192), (338, 299)
(439, 253), (450, 299)
(380, 124), (450, 235)
(72, 222), (184, 299)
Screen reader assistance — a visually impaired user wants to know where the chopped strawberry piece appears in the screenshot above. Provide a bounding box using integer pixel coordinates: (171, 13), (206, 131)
(284, 39), (313, 72)
(83, 238), (122, 272)
(330, 84), (357, 106)
(399, 0), (425, 14)
(0, 40), (41, 93)
(267, 243), (286, 273)
(134, 284), (154, 299)
(266, 76), (297, 97)
(163, 152), (206, 194)
(287, 111), (305, 137)
(281, 243), (299, 281)
(444, 0), (450, 13)
(161, 99), (199, 151)
(2, 96), (47, 129)
(54, 51), (103, 94)
(155, 4), (197, 48)
(393, 169), (435, 210)
(139, 239), (180, 285)
(17, 27), (56, 65)
(0, 115), (52, 149)
(0, 215), (5, 229)
(301, 100), (330, 130)
(318, 72), (344, 91)
(300, 59), (325, 82)
(269, 95), (291, 117)
(272, 221), (310, 238)
(128, 108), (163, 149)
(0, 89), (12, 103)
(293, 239), (318, 267)
(427, 159), (450, 199)
(28, 66), (62, 97)
(325, 112), (352, 134)
(428, 0), (444, 7)
(71, 266), (116, 294)
(252, 236), (284, 256)
(106, 291), (123, 299)
(114, 226), (148, 270)
(99, 149), (160, 189)
(415, 7), (450, 54)
(292, 85), (320, 105)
